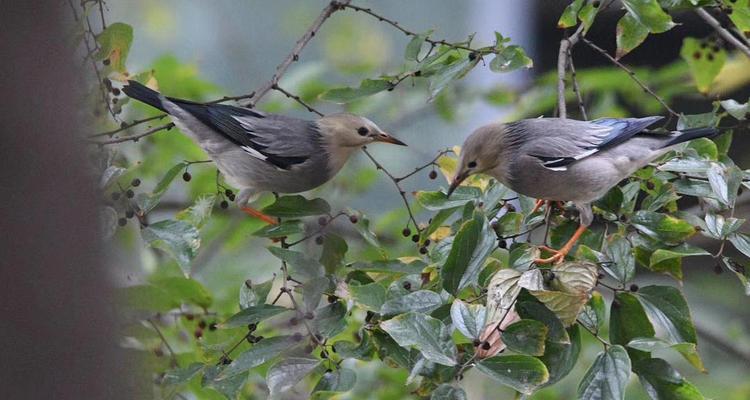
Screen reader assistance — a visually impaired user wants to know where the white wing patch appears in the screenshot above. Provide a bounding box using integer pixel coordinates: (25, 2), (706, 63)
(241, 145), (267, 161)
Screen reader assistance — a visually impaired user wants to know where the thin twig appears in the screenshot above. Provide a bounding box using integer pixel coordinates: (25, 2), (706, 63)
(581, 37), (679, 118)
(272, 85), (324, 116)
(286, 212), (347, 247)
(577, 319), (610, 347)
(694, 322), (750, 365)
(361, 148), (420, 231)
(247, 0), (352, 107)
(568, 48), (588, 120)
(696, 8), (750, 59)
(341, 4), (480, 53)
(147, 318), (179, 368)
(557, 24), (585, 119)
(88, 115), (165, 138)
(90, 122), (175, 145)
(394, 149), (452, 182)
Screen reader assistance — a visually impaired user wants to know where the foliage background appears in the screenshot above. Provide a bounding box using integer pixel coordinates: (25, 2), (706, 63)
(79, 1), (750, 399)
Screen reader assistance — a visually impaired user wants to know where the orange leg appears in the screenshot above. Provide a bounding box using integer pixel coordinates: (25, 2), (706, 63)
(534, 224), (587, 264)
(531, 199), (546, 214)
(241, 207), (278, 225)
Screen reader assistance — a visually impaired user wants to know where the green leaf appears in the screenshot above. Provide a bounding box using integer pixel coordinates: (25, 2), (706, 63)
(558, 0), (585, 28)
(707, 162), (743, 206)
(312, 368), (356, 399)
(421, 207), (459, 241)
(320, 79), (392, 103)
(371, 330), (420, 369)
(634, 358), (705, 400)
(405, 31), (432, 61)
(262, 195), (330, 218)
(578, 291), (606, 333)
(94, 22), (133, 72)
(221, 304), (289, 328)
(349, 259), (426, 274)
(578, 2), (599, 33)
(723, 0), (750, 33)
(502, 320), (548, 356)
(489, 46), (533, 73)
(136, 162), (187, 214)
(540, 325), (582, 386)
(680, 37), (727, 93)
(239, 278), (273, 309)
(381, 290), (443, 316)
(636, 285), (697, 345)
(153, 277), (213, 308)
(350, 282), (387, 311)
(658, 159), (713, 174)
(416, 187), (481, 210)
(720, 98), (749, 120)
(627, 337), (705, 372)
(334, 330), (375, 361)
(320, 234), (347, 273)
(442, 213), (495, 295)
(722, 256), (750, 296)
(268, 247), (324, 282)
(202, 364), (247, 398)
(529, 289), (590, 327)
(429, 56), (478, 100)
(610, 292), (655, 362)
(380, 312), (458, 366)
(430, 384), (467, 400)
(266, 357), (321, 398)
(252, 220), (305, 238)
(450, 299), (486, 340)
(603, 234), (636, 284)
(516, 301), (570, 345)
(623, 0), (676, 33)
(475, 355), (550, 395)
(313, 301), (347, 338)
(162, 363), (204, 385)
(486, 269), (523, 325)
(630, 211), (695, 245)
(616, 12), (650, 59)
(141, 220), (200, 275)
(577, 345), (631, 400)
(649, 244), (710, 269)
(705, 213), (745, 239)
(218, 335), (298, 379)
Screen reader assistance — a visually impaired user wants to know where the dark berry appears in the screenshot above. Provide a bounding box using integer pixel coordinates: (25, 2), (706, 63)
(125, 210), (135, 219)
(714, 263), (723, 274)
(182, 172), (192, 182)
(414, 70), (422, 77)
(473, 339), (481, 347)
(505, 203), (515, 212)
(693, 51), (701, 60)
(402, 281), (412, 290)
(349, 215), (358, 224)
(131, 178), (141, 187)
(221, 357), (231, 365)
(468, 52), (477, 61)
(220, 200), (229, 209)
(111, 192), (121, 201)
(111, 87), (121, 96)
(402, 227), (411, 237)
(707, 53), (715, 61)
(111, 97), (118, 105)
(247, 323), (257, 332)
(225, 189), (233, 197)
(646, 181), (655, 190)
(365, 311), (375, 322)
(481, 341), (491, 350)
(423, 239), (431, 247)
(498, 240), (507, 249)
(209, 322), (217, 331)
(315, 236), (324, 245)
(255, 336), (264, 342)
(419, 247), (428, 254)
(592, 0), (600, 7)
(125, 189), (134, 198)
(327, 295), (338, 303)
(117, 218), (127, 227)
(227, 193), (235, 201)
(194, 328), (203, 339)
(102, 58), (110, 66)
(629, 284), (639, 292)
(411, 234), (420, 243)
(198, 320), (207, 329)
(318, 216), (328, 226)
(429, 170), (438, 180)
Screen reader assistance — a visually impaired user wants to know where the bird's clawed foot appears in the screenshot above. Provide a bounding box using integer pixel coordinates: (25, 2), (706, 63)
(531, 199), (565, 214)
(241, 207), (278, 225)
(533, 224), (588, 265)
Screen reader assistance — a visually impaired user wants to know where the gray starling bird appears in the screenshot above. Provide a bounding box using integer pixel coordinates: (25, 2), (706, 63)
(448, 116), (716, 263)
(123, 80), (406, 224)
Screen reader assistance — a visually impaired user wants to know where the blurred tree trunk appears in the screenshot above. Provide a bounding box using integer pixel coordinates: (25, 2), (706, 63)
(0, 2), (138, 398)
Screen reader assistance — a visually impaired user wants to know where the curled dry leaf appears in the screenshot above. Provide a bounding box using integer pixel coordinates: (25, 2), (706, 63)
(530, 262), (599, 327)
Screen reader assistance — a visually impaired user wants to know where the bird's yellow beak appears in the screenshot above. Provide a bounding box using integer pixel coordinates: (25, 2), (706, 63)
(447, 171), (467, 197)
(373, 132), (407, 146)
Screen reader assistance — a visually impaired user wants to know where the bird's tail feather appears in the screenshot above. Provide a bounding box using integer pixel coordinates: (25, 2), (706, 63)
(122, 80), (167, 112)
(661, 127), (719, 148)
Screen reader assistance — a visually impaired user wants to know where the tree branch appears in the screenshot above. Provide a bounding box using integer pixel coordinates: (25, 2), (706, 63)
(272, 85), (324, 116)
(696, 7), (750, 59)
(246, 0), (352, 107)
(361, 148), (421, 231)
(581, 37), (679, 118)
(568, 48), (587, 120)
(557, 24), (585, 119)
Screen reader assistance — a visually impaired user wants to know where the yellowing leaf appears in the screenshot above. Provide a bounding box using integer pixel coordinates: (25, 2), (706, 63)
(681, 37), (727, 93)
(95, 22), (134, 73)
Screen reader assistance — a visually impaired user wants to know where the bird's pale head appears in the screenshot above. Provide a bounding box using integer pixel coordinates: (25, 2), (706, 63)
(448, 123), (506, 196)
(317, 113), (406, 148)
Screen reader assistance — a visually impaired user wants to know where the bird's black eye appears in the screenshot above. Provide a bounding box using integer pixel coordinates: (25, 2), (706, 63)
(357, 126), (369, 136)
(467, 161), (477, 168)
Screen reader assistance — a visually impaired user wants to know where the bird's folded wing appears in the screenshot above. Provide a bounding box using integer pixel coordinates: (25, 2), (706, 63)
(171, 100), (320, 170)
(523, 116), (663, 170)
